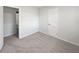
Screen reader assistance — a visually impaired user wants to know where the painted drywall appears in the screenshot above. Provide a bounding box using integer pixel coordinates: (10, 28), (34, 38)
(0, 7), (3, 49)
(39, 6), (79, 46)
(19, 7), (39, 38)
(57, 7), (79, 46)
(11, 6), (39, 38)
(39, 7), (48, 34)
(4, 7), (17, 37)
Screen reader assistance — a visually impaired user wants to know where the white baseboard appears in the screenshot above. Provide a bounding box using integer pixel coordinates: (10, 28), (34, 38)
(4, 33), (15, 37)
(39, 31), (48, 35)
(40, 32), (79, 46)
(19, 29), (39, 39)
(55, 35), (79, 46)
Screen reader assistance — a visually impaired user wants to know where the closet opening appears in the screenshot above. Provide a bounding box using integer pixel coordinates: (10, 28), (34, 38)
(3, 6), (19, 39)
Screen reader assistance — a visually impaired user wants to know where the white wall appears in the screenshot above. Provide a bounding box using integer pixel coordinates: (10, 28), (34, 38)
(12, 6), (39, 38)
(39, 7), (48, 34)
(39, 6), (79, 46)
(57, 7), (79, 46)
(4, 7), (17, 37)
(0, 7), (3, 49)
(19, 7), (39, 38)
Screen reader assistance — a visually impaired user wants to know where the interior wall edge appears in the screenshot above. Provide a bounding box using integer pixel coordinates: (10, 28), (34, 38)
(0, 6), (4, 50)
(0, 41), (4, 50)
(4, 33), (15, 37)
(19, 29), (39, 39)
(40, 31), (79, 46)
(55, 35), (79, 46)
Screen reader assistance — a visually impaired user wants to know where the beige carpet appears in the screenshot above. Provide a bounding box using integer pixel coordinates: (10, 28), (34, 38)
(0, 32), (79, 53)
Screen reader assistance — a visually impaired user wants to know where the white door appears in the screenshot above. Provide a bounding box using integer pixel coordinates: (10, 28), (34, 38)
(48, 8), (58, 37)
